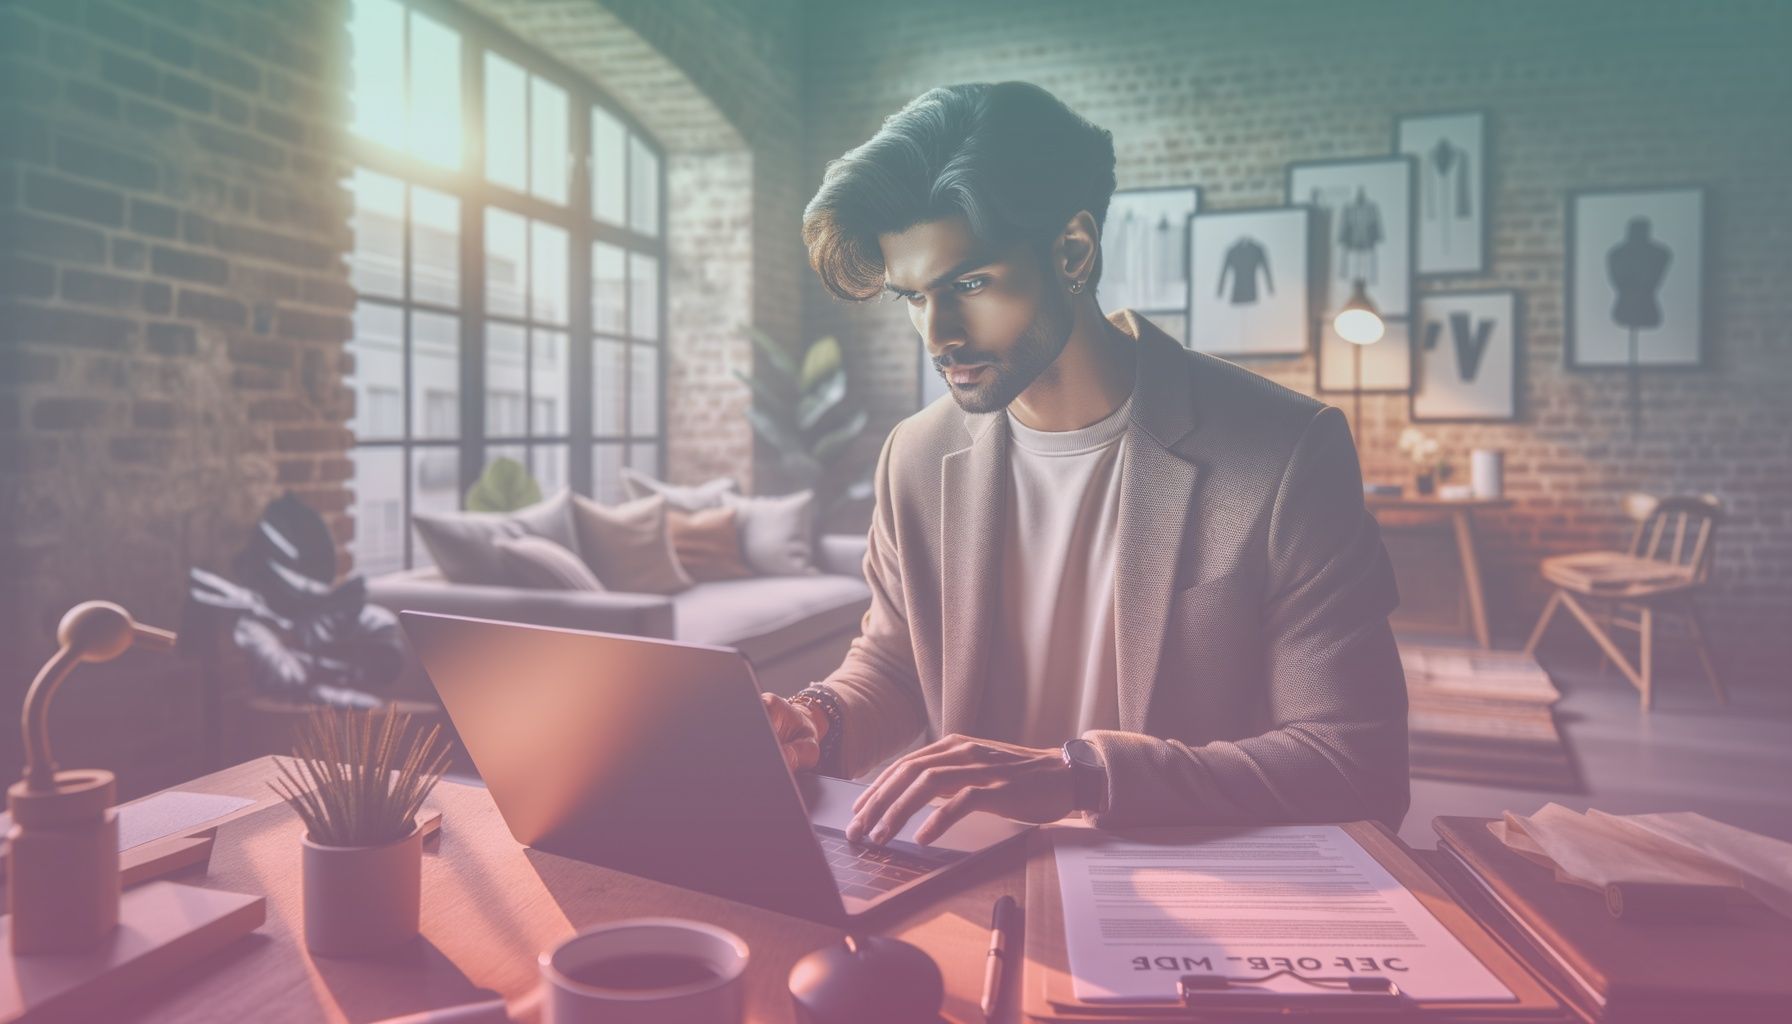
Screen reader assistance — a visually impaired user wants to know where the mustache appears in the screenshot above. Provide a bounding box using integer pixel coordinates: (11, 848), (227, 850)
(932, 350), (995, 372)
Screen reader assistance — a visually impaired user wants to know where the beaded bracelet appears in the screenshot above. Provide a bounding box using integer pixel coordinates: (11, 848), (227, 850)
(787, 685), (844, 776)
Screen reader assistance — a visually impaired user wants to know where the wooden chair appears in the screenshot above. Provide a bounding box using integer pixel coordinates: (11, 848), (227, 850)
(1524, 493), (1726, 710)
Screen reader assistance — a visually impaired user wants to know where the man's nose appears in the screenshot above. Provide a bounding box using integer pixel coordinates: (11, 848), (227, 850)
(917, 298), (964, 355)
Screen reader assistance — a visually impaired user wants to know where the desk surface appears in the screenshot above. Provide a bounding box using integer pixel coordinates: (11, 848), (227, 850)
(114, 757), (1029, 1023)
(1365, 495), (1513, 510)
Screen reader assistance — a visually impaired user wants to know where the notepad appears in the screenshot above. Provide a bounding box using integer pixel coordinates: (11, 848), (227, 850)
(1052, 825), (1514, 1004)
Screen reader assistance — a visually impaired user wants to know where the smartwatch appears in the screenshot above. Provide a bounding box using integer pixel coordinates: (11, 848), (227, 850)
(1061, 738), (1108, 814)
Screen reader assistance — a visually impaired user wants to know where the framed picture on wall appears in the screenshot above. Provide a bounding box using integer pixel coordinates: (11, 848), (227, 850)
(1287, 156), (1416, 321)
(1567, 185), (1705, 368)
(1316, 318), (1412, 392)
(1395, 110), (1489, 276)
(1096, 186), (1200, 343)
(1412, 289), (1519, 421)
(1186, 206), (1310, 357)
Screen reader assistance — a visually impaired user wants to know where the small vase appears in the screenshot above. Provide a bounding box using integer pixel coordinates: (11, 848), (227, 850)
(302, 824), (422, 956)
(1414, 471), (1436, 496)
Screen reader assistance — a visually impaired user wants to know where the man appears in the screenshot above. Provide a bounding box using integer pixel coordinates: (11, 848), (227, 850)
(763, 81), (1407, 848)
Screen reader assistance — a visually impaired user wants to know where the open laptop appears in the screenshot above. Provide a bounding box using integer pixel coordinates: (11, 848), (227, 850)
(400, 610), (1033, 925)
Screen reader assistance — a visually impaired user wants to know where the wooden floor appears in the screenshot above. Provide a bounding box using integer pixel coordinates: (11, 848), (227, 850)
(1401, 637), (1792, 850)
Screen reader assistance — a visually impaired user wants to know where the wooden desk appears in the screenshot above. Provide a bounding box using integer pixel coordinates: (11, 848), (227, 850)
(1366, 495), (1512, 649)
(107, 757), (1031, 1023)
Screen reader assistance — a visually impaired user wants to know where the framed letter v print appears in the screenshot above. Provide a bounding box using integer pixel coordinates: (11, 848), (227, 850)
(1413, 289), (1519, 422)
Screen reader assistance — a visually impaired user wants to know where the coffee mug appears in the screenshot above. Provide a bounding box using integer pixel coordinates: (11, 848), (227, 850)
(540, 918), (749, 1024)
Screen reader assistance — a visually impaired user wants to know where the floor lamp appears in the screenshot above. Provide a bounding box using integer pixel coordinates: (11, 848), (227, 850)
(1334, 278), (1385, 440)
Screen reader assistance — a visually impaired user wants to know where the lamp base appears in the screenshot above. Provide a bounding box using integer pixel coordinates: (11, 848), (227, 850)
(6, 770), (120, 954)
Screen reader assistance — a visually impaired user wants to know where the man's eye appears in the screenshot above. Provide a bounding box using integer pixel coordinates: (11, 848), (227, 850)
(954, 278), (987, 294)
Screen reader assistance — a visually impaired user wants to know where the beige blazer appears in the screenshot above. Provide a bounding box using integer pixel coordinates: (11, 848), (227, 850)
(819, 310), (1408, 828)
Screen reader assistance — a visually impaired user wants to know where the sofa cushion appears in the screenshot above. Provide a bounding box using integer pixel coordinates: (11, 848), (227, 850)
(672, 574), (870, 667)
(668, 506), (754, 582)
(571, 493), (693, 595)
(412, 489), (581, 586)
(621, 468), (738, 512)
(722, 490), (816, 576)
(495, 535), (606, 591)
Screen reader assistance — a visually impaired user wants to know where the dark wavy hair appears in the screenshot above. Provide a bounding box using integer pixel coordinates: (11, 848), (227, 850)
(802, 81), (1118, 302)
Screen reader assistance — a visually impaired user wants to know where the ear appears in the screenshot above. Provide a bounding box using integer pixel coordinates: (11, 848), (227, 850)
(1054, 210), (1101, 289)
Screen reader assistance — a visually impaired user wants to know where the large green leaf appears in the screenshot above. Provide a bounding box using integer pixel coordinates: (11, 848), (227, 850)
(465, 456), (541, 512)
(745, 405), (808, 457)
(732, 368), (793, 418)
(742, 324), (799, 383)
(799, 336), (842, 393)
(797, 368), (847, 433)
(812, 408), (868, 466)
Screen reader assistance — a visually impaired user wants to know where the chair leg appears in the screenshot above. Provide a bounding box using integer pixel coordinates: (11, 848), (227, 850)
(1558, 590), (1645, 697)
(1682, 599), (1729, 706)
(1525, 590), (1562, 657)
(1639, 606), (1654, 711)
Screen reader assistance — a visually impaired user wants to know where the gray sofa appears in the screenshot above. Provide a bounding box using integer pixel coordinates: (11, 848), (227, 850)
(366, 533), (871, 700)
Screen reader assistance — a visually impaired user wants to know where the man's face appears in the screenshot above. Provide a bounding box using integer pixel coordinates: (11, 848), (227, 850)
(879, 216), (1074, 413)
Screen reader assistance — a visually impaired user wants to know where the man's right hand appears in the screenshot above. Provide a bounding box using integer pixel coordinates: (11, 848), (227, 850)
(760, 692), (824, 773)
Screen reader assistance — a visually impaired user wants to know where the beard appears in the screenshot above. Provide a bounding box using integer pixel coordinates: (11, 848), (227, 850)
(934, 284), (1076, 414)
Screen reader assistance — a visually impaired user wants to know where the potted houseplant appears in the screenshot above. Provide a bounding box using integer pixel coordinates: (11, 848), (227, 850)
(1396, 427), (1450, 496)
(270, 705), (451, 957)
(733, 327), (874, 523)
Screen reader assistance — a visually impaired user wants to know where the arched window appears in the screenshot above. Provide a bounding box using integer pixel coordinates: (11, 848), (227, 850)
(344, 0), (664, 574)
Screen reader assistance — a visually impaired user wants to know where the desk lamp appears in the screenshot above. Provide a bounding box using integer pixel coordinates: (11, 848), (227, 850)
(1333, 278), (1385, 440)
(9, 600), (176, 953)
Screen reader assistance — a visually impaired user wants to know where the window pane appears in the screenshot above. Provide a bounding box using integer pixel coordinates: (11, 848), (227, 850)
(628, 135), (658, 236)
(347, 302), (404, 440)
(531, 222), (568, 325)
(349, 168), (403, 298)
(411, 445), (460, 565)
(529, 76), (568, 204)
(532, 443), (568, 495)
(592, 106), (625, 225)
(531, 329), (567, 434)
(591, 242), (625, 334)
(592, 338), (626, 436)
(591, 443), (625, 504)
(407, 10), (461, 167)
(629, 253), (658, 339)
(483, 52), (526, 191)
(484, 322), (526, 436)
(412, 311), (459, 438)
(629, 344), (658, 436)
(349, 446), (405, 576)
(628, 441), (660, 477)
(410, 186), (458, 306)
(485, 208), (526, 318)
(349, 0), (405, 148)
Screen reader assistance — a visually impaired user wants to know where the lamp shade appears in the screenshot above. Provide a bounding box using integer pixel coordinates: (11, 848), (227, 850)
(1334, 278), (1385, 345)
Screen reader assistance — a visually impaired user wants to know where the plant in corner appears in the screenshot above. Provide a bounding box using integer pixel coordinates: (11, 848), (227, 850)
(464, 455), (541, 512)
(270, 705), (452, 956)
(734, 326), (874, 519)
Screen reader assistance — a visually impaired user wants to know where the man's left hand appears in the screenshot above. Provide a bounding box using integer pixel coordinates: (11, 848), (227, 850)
(846, 734), (1075, 846)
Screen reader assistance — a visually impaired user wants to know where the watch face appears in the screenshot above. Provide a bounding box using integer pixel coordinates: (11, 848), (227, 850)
(1065, 738), (1102, 770)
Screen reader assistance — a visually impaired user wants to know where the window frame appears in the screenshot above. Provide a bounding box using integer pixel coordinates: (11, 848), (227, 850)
(345, 0), (667, 572)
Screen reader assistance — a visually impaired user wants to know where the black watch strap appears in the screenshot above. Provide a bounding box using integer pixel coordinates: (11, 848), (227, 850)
(1062, 738), (1107, 814)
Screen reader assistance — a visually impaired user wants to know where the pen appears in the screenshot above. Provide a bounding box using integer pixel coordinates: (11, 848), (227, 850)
(981, 894), (1018, 1021)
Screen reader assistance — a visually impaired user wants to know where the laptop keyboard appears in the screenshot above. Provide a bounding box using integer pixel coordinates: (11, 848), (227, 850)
(812, 825), (966, 901)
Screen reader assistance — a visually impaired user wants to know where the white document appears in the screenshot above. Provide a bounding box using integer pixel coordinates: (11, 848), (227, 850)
(0, 790), (256, 853)
(1053, 825), (1513, 1003)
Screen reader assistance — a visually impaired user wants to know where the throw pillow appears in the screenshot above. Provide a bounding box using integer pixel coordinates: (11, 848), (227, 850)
(570, 493), (694, 594)
(411, 489), (581, 586)
(722, 490), (817, 576)
(620, 468), (739, 512)
(494, 535), (606, 591)
(667, 506), (754, 582)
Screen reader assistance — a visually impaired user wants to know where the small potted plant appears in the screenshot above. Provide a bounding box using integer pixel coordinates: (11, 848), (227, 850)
(1396, 427), (1450, 496)
(270, 705), (451, 957)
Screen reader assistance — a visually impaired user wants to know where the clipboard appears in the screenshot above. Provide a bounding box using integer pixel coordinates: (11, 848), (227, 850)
(1022, 821), (1568, 1021)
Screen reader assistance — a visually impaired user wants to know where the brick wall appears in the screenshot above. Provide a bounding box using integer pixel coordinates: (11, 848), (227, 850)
(801, 0), (1792, 679)
(0, 0), (353, 791)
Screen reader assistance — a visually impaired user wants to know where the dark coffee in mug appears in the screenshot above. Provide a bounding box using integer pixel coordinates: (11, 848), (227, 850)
(565, 952), (721, 991)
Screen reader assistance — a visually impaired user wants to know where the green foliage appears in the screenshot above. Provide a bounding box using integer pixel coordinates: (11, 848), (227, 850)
(734, 326), (874, 515)
(464, 456), (541, 512)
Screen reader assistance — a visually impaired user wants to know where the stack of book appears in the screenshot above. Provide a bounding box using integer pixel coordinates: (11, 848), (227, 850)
(1401, 645), (1576, 791)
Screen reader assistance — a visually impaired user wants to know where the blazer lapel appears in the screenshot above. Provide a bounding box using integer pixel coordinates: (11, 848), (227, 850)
(1112, 313), (1201, 733)
(939, 409), (1007, 737)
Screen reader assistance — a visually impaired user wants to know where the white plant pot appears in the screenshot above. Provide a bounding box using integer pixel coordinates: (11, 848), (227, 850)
(302, 825), (422, 957)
